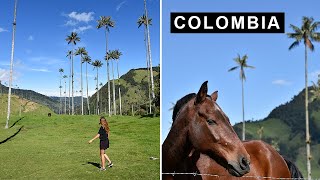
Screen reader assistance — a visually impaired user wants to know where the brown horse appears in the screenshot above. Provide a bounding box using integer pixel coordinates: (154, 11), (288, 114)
(162, 81), (251, 180)
(169, 91), (303, 180)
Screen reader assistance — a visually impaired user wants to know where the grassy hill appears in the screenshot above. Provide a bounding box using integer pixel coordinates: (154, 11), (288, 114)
(0, 94), (53, 118)
(0, 83), (59, 113)
(234, 88), (320, 177)
(0, 115), (160, 179)
(89, 66), (160, 116)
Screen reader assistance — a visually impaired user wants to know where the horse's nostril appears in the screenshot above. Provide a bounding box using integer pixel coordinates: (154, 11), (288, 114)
(240, 156), (249, 170)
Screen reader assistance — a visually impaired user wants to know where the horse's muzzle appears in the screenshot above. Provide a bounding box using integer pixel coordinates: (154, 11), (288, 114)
(227, 156), (250, 177)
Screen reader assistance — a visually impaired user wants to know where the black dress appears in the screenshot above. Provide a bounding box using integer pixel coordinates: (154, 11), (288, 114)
(98, 126), (109, 150)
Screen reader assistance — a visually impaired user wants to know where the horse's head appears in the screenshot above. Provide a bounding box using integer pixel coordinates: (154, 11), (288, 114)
(173, 81), (250, 177)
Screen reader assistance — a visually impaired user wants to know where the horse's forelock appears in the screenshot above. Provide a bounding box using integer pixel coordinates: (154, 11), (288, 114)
(172, 93), (197, 124)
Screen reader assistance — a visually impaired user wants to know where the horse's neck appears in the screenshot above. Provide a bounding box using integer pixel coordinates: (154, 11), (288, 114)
(162, 119), (191, 172)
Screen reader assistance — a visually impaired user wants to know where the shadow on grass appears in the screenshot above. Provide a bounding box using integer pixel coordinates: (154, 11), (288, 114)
(139, 114), (159, 118)
(87, 162), (100, 168)
(0, 126), (24, 145)
(10, 117), (25, 128)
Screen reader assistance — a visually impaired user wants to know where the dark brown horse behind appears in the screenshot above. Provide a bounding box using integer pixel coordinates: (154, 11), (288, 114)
(166, 84), (303, 179)
(162, 81), (250, 180)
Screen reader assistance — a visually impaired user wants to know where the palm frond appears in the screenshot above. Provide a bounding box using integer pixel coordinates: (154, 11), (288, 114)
(228, 66), (239, 72)
(288, 40), (300, 50)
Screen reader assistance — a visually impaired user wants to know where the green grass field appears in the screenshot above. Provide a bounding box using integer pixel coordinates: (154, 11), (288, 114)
(0, 114), (160, 179)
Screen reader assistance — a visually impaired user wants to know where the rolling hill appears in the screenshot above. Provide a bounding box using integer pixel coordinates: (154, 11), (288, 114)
(0, 66), (160, 116)
(234, 87), (320, 177)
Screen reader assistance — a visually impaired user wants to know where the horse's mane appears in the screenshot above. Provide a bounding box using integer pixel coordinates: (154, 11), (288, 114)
(283, 157), (304, 179)
(172, 93), (196, 125)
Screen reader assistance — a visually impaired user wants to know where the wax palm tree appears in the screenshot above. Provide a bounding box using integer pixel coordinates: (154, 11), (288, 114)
(114, 49), (123, 115)
(97, 16), (115, 117)
(228, 54), (254, 141)
(83, 55), (92, 115)
(75, 47), (88, 115)
(143, 0), (156, 112)
(99, 82), (103, 114)
(287, 16), (320, 180)
(92, 60), (103, 115)
(59, 68), (64, 114)
(257, 126), (264, 140)
(109, 50), (117, 115)
(63, 75), (68, 114)
(5, 0), (18, 129)
(105, 50), (115, 115)
(310, 75), (320, 102)
(138, 14), (153, 114)
(65, 32), (80, 115)
(66, 50), (72, 115)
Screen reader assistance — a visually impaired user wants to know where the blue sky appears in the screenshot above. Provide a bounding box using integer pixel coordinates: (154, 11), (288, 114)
(0, 0), (159, 96)
(162, 0), (320, 141)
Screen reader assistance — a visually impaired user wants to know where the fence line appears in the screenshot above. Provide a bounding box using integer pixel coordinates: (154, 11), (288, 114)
(162, 172), (320, 180)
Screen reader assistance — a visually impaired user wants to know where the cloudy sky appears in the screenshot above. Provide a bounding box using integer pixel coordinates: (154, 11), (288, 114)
(0, 0), (159, 96)
(162, 0), (320, 141)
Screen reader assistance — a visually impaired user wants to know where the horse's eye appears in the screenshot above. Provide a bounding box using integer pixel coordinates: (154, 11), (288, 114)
(207, 119), (216, 125)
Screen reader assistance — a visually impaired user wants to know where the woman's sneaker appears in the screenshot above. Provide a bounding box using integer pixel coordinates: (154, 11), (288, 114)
(99, 167), (106, 171)
(108, 162), (113, 168)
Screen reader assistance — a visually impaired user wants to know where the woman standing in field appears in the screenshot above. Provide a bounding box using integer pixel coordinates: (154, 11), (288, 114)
(88, 117), (113, 171)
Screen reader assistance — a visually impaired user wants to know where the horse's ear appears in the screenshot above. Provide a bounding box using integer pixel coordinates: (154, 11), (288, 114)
(195, 81), (208, 105)
(211, 91), (218, 102)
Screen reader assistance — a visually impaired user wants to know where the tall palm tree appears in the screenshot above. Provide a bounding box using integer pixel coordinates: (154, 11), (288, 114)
(138, 14), (152, 114)
(97, 16), (115, 117)
(75, 47), (88, 115)
(5, 0), (18, 129)
(105, 50), (115, 115)
(59, 68), (64, 114)
(257, 126), (264, 140)
(228, 54), (254, 141)
(287, 16), (320, 180)
(143, 0), (156, 110)
(66, 50), (72, 115)
(114, 49), (123, 115)
(65, 32), (80, 115)
(110, 50), (117, 115)
(92, 60), (103, 115)
(99, 82), (103, 114)
(63, 75), (68, 114)
(83, 55), (92, 115)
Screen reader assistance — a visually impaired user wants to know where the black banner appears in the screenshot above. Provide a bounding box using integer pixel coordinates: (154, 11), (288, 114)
(171, 12), (285, 33)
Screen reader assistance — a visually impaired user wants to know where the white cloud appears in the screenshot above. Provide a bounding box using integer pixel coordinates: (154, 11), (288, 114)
(272, 79), (291, 86)
(0, 27), (8, 32)
(0, 68), (19, 82)
(72, 25), (92, 33)
(30, 68), (51, 72)
(310, 70), (320, 80)
(116, 1), (127, 12)
(29, 56), (63, 65)
(28, 35), (34, 41)
(67, 12), (94, 23)
(65, 20), (78, 26)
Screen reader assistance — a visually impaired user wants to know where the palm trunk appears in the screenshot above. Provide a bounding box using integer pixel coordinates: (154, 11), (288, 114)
(80, 56), (84, 115)
(144, 25), (152, 114)
(144, 0), (155, 102)
(241, 75), (245, 141)
(105, 29), (111, 117)
(5, 0), (17, 129)
(117, 61), (122, 115)
(305, 45), (312, 180)
(71, 48), (74, 115)
(64, 79), (67, 114)
(112, 60), (116, 115)
(97, 69), (99, 115)
(59, 78), (62, 114)
(69, 57), (71, 115)
(86, 62), (90, 115)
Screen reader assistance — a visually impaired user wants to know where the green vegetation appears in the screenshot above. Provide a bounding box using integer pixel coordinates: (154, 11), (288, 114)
(90, 67), (160, 116)
(0, 114), (159, 179)
(234, 87), (320, 177)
